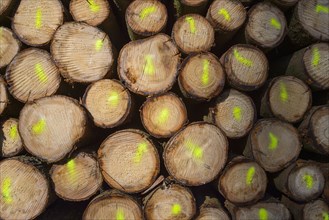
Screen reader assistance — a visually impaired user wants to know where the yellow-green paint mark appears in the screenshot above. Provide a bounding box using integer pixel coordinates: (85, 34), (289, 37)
(144, 55), (155, 75)
(312, 47), (320, 67)
(134, 142), (148, 163)
(107, 91), (119, 107)
(218, 8), (231, 22)
(185, 16), (196, 34)
(171, 203), (182, 215)
(1, 177), (13, 204)
(270, 18), (281, 30)
(139, 6), (157, 19)
(185, 140), (203, 160)
(9, 124), (18, 140)
(66, 159), (77, 182)
(233, 49), (253, 67)
(233, 106), (242, 122)
(156, 108), (170, 125)
(116, 208), (125, 220)
(268, 132), (279, 150)
(95, 39), (104, 51)
(67, 159), (75, 173)
(258, 208), (268, 220)
(316, 4), (329, 13)
(201, 59), (210, 85)
(303, 174), (314, 189)
(34, 63), (48, 83)
(35, 7), (42, 29)
(323, 212), (329, 220)
(88, 0), (100, 13)
(32, 118), (46, 135)
(279, 82), (288, 102)
(246, 166), (255, 185)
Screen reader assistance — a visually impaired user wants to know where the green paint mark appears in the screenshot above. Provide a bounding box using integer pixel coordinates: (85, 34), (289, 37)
(116, 208), (125, 220)
(303, 174), (314, 189)
(95, 39), (103, 51)
(107, 91), (119, 107)
(66, 159), (78, 183)
(9, 124), (18, 140)
(32, 118), (46, 135)
(233, 106), (242, 122)
(268, 132), (279, 150)
(144, 55), (155, 75)
(233, 49), (253, 67)
(218, 8), (231, 21)
(1, 177), (12, 204)
(157, 108), (170, 125)
(312, 47), (320, 67)
(201, 59), (210, 85)
(185, 140), (203, 160)
(35, 7), (42, 29)
(139, 6), (157, 19)
(270, 18), (281, 30)
(258, 208), (268, 220)
(323, 212), (329, 220)
(134, 142), (148, 163)
(185, 16), (196, 34)
(171, 203), (182, 215)
(88, 0), (100, 13)
(279, 82), (288, 102)
(316, 4), (329, 13)
(67, 159), (75, 172)
(246, 166), (255, 185)
(34, 63), (48, 83)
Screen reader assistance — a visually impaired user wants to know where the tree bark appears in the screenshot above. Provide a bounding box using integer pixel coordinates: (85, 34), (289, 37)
(1, 118), (23, 158)
(0, 27), (21, 69)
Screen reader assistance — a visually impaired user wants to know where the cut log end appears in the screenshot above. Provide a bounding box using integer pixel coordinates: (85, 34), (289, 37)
(164, 122), (228, 186)
(19, 95), (86, 163)
(0, 77), (8, 115)
(70, 0), (110, 26)
(181, 0), (208, 7)
(51, 22), (114, 83)
(196, 197), (230, 220)
(303, 200), (329, 220)
(172, 14), (215, 54)
(12, 0), (63, 46)
(0, 0), (11, 14)
(1, 118), (23, 157)
(140, 93), (187, 138)
(178, 52), (225, 101)
(0, 27), (20, 68)
(98, 129), (160, 193)
(83, 79), (131, 128)
(310, 106), (329, 155)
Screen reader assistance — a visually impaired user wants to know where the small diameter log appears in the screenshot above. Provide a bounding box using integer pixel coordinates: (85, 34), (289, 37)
(260, 76), (312, 123)
(83, 190), (143, 220)
(206, 0), (246, 48)
(144, 183), (196, 220)
(118, 34), (180, 96)
(178, 52), (225, 101)
(245, 2), (287, 51)
(126, 0), (168, 40)
(164, 122), (228, 186)
(0, 27), (20, 69)
(270, 0), (298, 10)
(288, 0), (329, 48)
(0, 77), (8, 116)
(140, 92), (187, 138)
(285, 43), (329, 90)
(299, 105), (329, 155)
(19, 95), (87, 163)
(98, 129), (160, 193)
(51, 22), (114, 83)
(172, 14), (215, 54)
(50, 152), (103, 201)
(12, 0), (63, 46)
(82, 79), (131, 128)
(0, 0), (11, 14)
(220, 44), (268, 91)
(1, 118), (23, 157)
(5, 48), (61, 103)
(208, 89), (256, 139)
(196, 197), (230, 220)
(0, 157), (50, 220)
(244, 119), (301, 172)
(173, 0), (209, 17)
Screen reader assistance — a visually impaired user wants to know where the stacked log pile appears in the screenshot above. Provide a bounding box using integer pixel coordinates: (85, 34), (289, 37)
(0, 0), (328, 219)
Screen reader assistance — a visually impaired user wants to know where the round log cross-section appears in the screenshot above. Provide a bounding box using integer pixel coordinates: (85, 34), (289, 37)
(0, 27), (20, 69)
(0, 77), (7, 116)
(1, 118), (23, 157)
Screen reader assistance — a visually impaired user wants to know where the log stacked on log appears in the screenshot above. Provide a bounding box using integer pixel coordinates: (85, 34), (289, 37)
(0, 27), (20, 69)
(1, 118), (23, 157)
(0, 77), (8, 115)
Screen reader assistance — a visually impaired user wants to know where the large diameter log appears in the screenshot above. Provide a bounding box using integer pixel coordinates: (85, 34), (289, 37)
(288, 0), (329, 48)
(172, 14), (215, 54)
(12, 0), (63, 46)
(51, 22), (114, 83)
(173, 0), (209, 17)
(244, 119), (302, 172)
(83, 190), (143, 220)
(0, 157), (50, 220)
(140, 92), (187, 138)
(118, 34), (180, 96)
(19, 95), (87, 163)
(220, 44), (268, 91)
(50, 152), (103, 201)
(144, 183), (196, 220)
(0, 77), (8, 116)
(260, 76), (312, 123)
(5, 48), (61, 103)
(313, 162), (329, 202)
(208, 89), (256, 139)
(98, 129), (160, 193)
(164, 122), (228, 186)
(1, 118), (23, 157)
(0, 27), (20, 69)
(196, 197), (230, 220)
(126, 0), (168, 40)
(82, 79), (132, 128)
(178, 52), (225, 101)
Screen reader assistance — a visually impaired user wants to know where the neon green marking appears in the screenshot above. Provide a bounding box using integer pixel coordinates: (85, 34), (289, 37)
(233, 106), (242, 122)
(268, 132), (279, 150)
(107, 91), (119, 107)
(139, 6), (157, 19)
(144, 55), (155, 75)
(2, 177), (13, 204)
(323, 212), (329, 220)
(35, 7), (42, 29)
(279, 82), (288, 102)
(95, 39), (104, 51)
(88, 0), (100, 13)
(316, 4), (329, 13)
(233, 49), (253, 67)
(246, 166), (255, 185)
(32, 118), (46, 135)
(218, 8), (231, 21)
(312, 47), (320, 67)
(270, 18), (281, 30)
(67, 159), (75, 172)
(34, 63), (48, 83)
(258, 208), (268, 220)
(185, 140), (203, 160)
(157, 108), (170, 125)
(201, 59), (210, 85)
(171, 203), (182, 215)
(116, 208), (125, 220)
(185, 16), (196, 34)
(134, 142), (148, 163)
(303, 174), (314, 189)
(9, 124), (18, 140)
